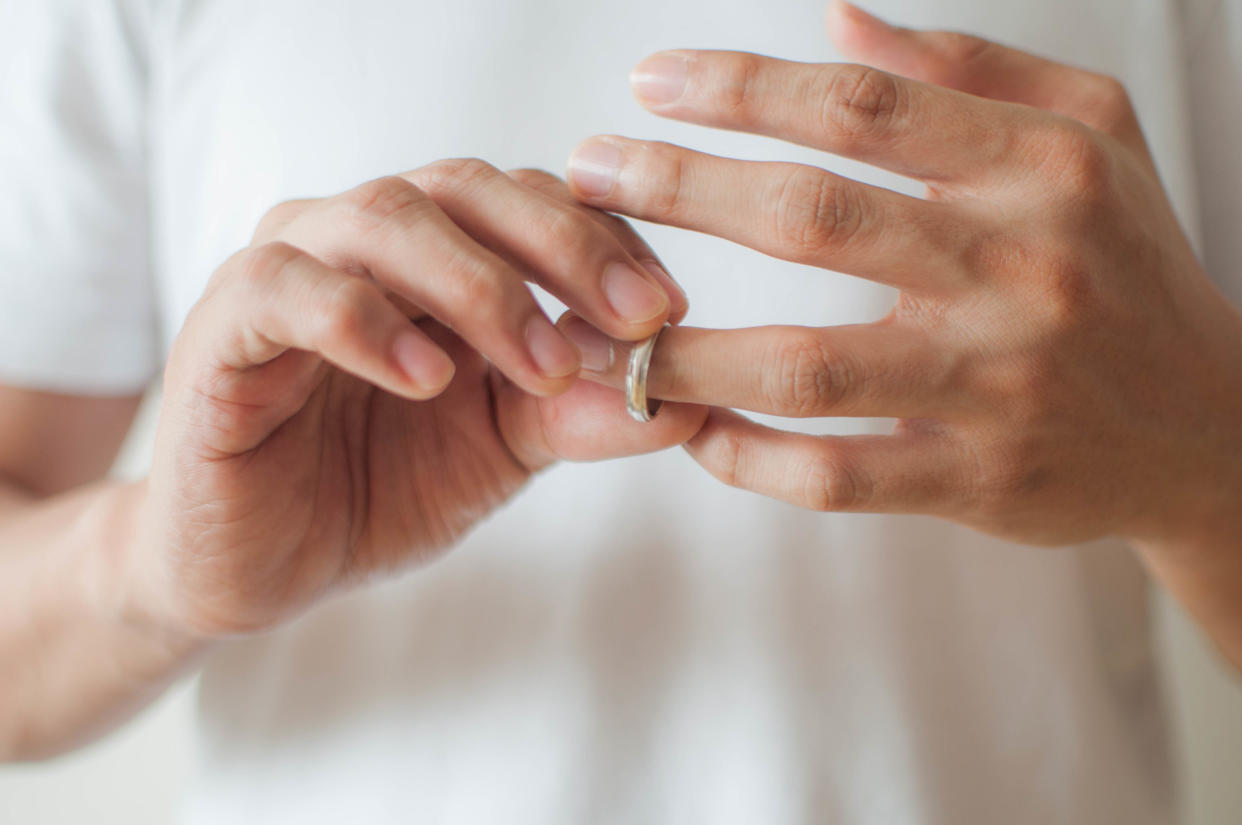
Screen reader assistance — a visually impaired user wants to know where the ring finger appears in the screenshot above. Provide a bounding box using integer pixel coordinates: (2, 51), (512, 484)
(557, 314), (964, 419)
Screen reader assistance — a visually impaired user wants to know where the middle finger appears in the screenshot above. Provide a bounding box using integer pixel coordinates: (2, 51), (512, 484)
(569, 139), (972, 293)
(407, 158), (673, 339)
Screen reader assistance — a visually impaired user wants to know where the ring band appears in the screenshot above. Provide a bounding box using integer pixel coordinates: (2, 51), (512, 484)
(626, 324), (668, 423)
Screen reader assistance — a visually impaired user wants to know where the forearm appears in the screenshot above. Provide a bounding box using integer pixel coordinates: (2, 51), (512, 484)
(0, 478), (207, 761)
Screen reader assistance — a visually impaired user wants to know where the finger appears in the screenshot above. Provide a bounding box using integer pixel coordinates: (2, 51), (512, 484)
(491, 369), (709, 473)
(556, 314), (962, 419)
(506, 167), (690, 323)
(251, 198), (317, 244)
(405, 158), (672, 339)
(273, 175), (582, 396)
(684, 407), (960, 513)
(825, 1), (1145, 147)
(568, 138), (970, 292)
(624, 48), (1046, 185)
(185, 243), (456, 454)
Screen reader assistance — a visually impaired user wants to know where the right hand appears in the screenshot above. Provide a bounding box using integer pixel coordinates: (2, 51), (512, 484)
(131, 160), (704, 639)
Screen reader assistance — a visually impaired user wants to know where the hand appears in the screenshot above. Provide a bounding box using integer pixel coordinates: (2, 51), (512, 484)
(134, 161), (703, 638)
(563, 2), (1242, 549)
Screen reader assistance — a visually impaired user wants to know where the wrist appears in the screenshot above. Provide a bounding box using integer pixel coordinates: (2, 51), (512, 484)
(1131, 502), (1242, 671)
(1129, 491), (1242, 571)
(80, 479), (214, 659)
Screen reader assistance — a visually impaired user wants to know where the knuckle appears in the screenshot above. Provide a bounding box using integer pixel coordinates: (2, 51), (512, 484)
(706, 427), (748, 490)
(931, 31), (994, 69)
(770, 331), (853, 416)
(346, 175), (428, 226)
(1038, 122), (1114, 197)
(447, 255), (508, 316)
(1092, 75), (1131, 107)
(539, 206), (600, 263)
(1038, 255), (1099, 326)
(252, 199), (310, 242)
(771, 166), (865, 259)
(506, 167), (563, 190)
(638, 141), (692, 220)
(912, 32), (996, 89)
(238, 241), (302, 291)
(820, 66), (902, 143)
(1085, 74), (1134, 126)
(415, 156), (498, 195)
(313, 278), (375, 351)
(801, 450), (866, 512)
(715, 52), (764, 123)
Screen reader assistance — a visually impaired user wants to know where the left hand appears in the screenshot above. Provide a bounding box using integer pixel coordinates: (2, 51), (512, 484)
(562, 1), (1242, 549)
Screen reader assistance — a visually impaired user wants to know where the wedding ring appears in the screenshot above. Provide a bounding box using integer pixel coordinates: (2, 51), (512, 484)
(625, 324), (668, 423)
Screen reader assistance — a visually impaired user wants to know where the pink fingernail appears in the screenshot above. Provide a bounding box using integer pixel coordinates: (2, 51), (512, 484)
(392, 330), (455, 390)
(568, 139), (622, 198)
(560, 316), (614, 373)
(526, 315), (581, 378)
(630, 52), (689, 106)
(603, 261), (669, 324)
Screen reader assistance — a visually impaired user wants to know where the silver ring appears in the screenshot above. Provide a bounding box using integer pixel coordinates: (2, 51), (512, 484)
(626, 324), (668, 423)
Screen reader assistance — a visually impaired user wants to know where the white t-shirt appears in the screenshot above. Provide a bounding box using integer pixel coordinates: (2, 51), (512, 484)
(2, 0), (1238, 822)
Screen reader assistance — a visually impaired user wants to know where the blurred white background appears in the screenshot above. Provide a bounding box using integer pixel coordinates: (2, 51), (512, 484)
(2, 393), (1241, 823)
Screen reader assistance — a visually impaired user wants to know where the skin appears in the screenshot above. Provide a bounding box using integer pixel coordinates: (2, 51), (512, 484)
(2, 0), (1239, 762)
(0, 162), (702, 760)
(563, 3), (1242, 663)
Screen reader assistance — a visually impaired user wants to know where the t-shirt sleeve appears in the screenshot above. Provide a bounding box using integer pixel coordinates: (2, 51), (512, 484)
(1182, 0), (1242, 307)
(0, 0), (158, 395)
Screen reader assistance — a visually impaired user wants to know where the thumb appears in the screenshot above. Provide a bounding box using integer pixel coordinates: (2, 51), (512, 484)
(491, 366), (708, 473)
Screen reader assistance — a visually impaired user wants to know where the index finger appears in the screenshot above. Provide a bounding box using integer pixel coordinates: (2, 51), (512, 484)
(506, 168), (690, 323)
(628, 49), (1047, 185)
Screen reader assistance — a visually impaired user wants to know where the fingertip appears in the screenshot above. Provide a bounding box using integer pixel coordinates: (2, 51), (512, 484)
(630, 50), (691, 108)
(567, 137), (622, 201)
(526, 313), (582, 380)
(525, 374), (582, 399)
(825, 0), (897, 57)
(825, 0), (852, 30)
(392, 329), (456, 398)
(639, 260), (690, 323)
(827, 0), (889, 30)
(557, 313), (616, 374)
(602, 261), (671, 332)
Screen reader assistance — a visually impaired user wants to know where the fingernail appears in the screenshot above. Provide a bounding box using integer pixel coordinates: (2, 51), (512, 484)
(603, 261), (669, 324)
(560, 316), (613, 373)
(631, 52), (689, 105)
(393, 330), (455, 390)
(526, 315), (581, 378)
(568, 139), (622, 198)
(640, 260), (688, 318)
